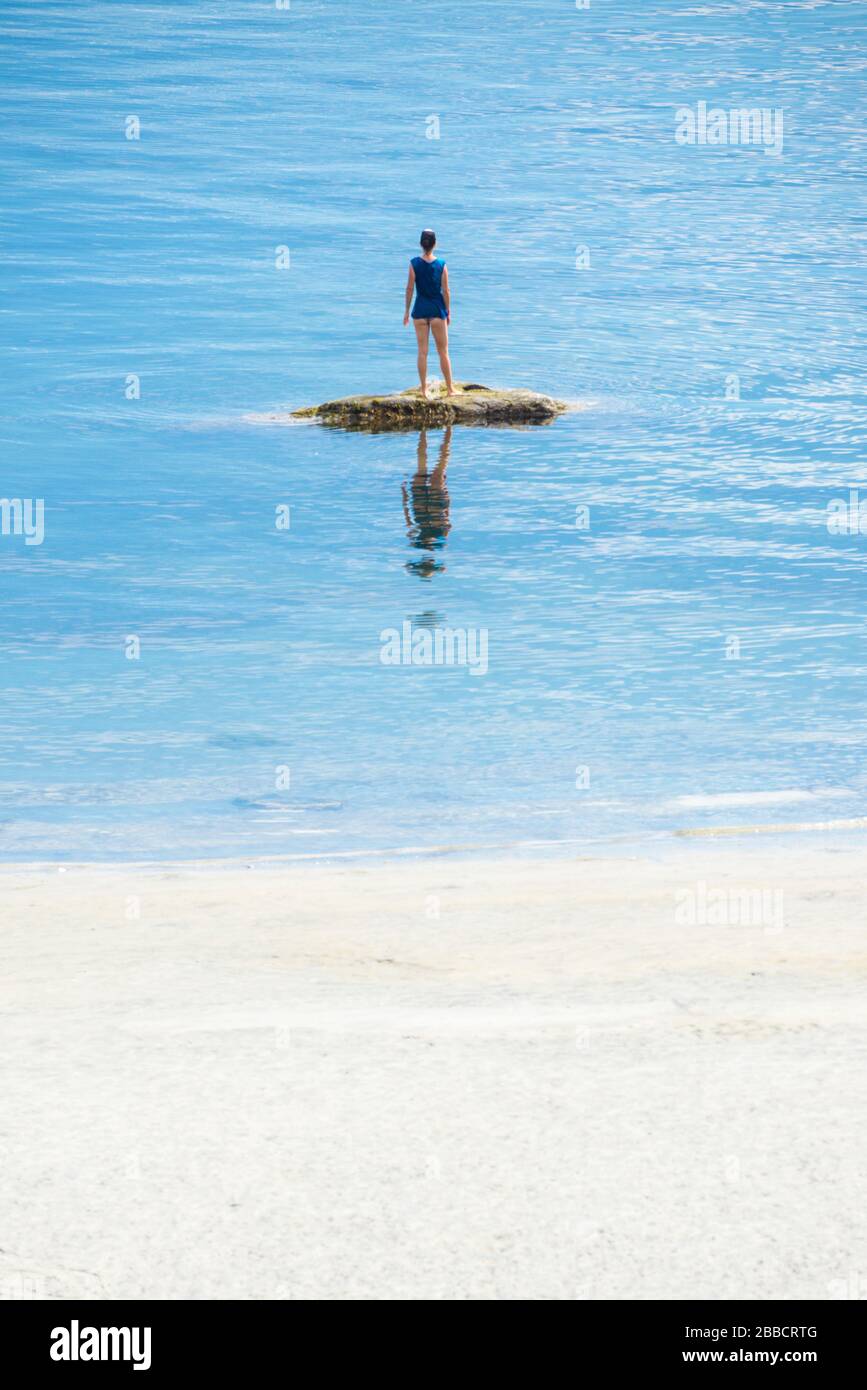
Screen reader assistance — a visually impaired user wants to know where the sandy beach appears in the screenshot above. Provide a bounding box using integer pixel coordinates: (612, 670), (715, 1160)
(1, 839), (864, 1301)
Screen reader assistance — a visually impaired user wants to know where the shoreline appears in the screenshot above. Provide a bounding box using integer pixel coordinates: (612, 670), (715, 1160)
(2, 841), (865, 1299)
(3, 807), (867, 875)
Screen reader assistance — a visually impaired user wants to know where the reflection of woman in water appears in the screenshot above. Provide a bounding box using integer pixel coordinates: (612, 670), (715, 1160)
(402, 427), (452, 578)
(403, 229), (454, 400)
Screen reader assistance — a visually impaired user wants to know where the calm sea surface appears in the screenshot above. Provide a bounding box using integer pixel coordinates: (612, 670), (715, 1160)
(1, 0), (865, 860)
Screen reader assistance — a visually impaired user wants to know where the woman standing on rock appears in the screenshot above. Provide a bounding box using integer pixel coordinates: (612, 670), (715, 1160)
(404, 229), (454, 399)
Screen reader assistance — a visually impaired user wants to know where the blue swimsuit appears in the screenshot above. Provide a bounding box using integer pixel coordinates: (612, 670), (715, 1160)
(411, 256), (447, 320)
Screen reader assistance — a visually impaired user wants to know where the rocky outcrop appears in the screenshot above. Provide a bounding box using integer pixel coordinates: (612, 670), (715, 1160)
(282, 382), (568, 430)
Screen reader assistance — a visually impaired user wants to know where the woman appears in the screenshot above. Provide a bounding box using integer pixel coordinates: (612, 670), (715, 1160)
(403, 229), (454, 399)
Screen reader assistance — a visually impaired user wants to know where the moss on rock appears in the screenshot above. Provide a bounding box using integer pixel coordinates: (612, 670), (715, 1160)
(286, 381), (567, 431)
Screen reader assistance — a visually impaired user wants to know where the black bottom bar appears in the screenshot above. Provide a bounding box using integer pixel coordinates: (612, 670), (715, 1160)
(2, 1299), (861, 1374)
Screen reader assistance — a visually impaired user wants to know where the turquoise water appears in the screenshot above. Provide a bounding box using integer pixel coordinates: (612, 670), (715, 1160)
(1, 0), (866, 860)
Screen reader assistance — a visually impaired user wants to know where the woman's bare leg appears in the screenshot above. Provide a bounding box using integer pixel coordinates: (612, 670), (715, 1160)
(430, 319), (454, 395)
(413, 320), (430, 397)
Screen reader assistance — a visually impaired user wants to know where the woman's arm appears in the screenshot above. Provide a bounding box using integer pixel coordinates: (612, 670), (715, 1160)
(404, 263), (415, 325)
(441, 265), (450, 322)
